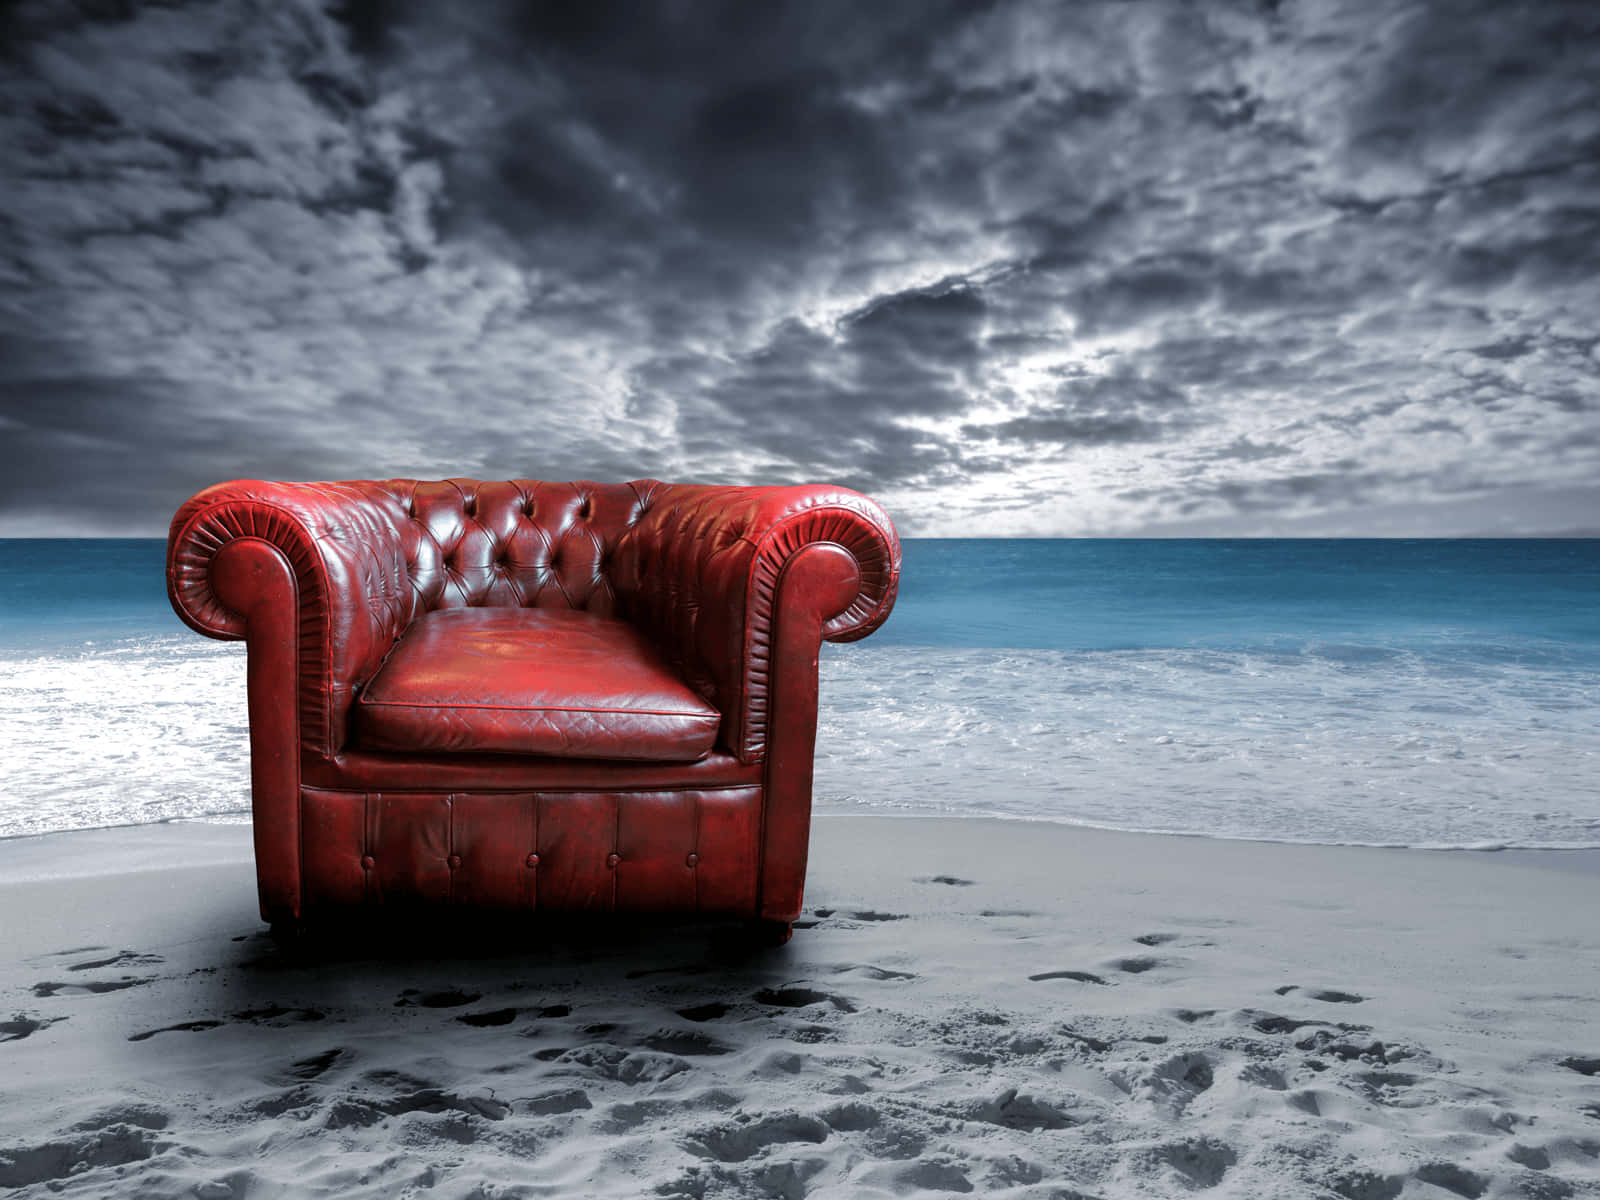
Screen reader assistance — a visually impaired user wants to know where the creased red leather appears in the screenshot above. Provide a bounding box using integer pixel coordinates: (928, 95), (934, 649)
(356, 607), (720, 761)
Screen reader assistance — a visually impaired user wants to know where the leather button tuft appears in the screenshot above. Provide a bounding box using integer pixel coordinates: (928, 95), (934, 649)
(361, 855), (376, 870)
(606, 853), (620, 868)
(685, 853), (699, 868)
(525, 853), (540, 868)
(447, 854), (462, 869)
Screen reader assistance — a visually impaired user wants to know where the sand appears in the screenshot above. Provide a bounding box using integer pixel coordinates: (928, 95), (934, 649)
(1, 816), (1597, 1199)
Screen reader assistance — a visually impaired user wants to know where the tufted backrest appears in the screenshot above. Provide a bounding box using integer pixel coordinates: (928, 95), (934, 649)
(374, 478), (651, 616)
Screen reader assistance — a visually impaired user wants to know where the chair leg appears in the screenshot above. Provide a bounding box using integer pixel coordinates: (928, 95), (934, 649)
(751, 919), (794, 947)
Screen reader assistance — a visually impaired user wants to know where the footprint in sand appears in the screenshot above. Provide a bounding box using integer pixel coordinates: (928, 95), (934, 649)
(1294, 1030), (1390, 1062)
(1028, 970), (1107, 985)
(1239, 1063), (1288, 1090)
(32, 978), (153, 998)
(1114, 1053), (1215, 1114)
(127, 1020), (225, 1042)
(754, 987), (857, 1013)
(231, 1005), (326, 1026)
(456, 1008), (520, 1027)
(1134, 933), (1182, 946)
(597, 1098), (679, 1133)
(683, 1113), (830, 1162)
(324, 1080), (509, 1130)
(968, 1086), (1078, 1130)
(1107, 956), (1168, 974)
(1250, 1013), (1327, 1035)
(1308, 989), (1366, 1004)
(1146, 1137), (1237, 1189)
(0, 1014), (65, 1042)
(394, 988), (480, 1009)
(1504, 1143), (1550, 1170)
(1330, 1168), (1404, 1200)
(127, 1005), (326, 1043)
(677, 1002), (730, 1022)
(271, 1048), (344, 1084)
(803, 908), (907, 923)
(72, 1105), (169, 1133)
(237, 1086), (320, 1119)
(66, 950), (163, 972)
(520, 1087), (592, 1115)
(818, 1100), (879, 1132)
(637, 1030), (732, 1057)
(1413, 1162), (1487, 1199)
(914, 875), (976, 886)
(827, 964), (917, 982)
(1247, 1009), (1371, 1036)
(896, 1159), (972, 1193)
(0, 1124), (159, 1189)
(1353, 1070), (1422, 1106)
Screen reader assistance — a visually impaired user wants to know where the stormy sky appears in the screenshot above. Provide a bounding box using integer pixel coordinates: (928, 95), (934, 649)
(2, 0), (1598, 536)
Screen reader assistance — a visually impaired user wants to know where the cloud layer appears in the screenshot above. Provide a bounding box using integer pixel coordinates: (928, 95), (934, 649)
(2, 0), (1598, 535)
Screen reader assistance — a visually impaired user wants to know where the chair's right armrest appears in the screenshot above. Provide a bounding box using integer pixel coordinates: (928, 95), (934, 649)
(167, 480), (415, 760)
(614, 482), (901, 764)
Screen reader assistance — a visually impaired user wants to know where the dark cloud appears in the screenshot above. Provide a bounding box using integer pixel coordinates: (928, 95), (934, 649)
(0, 0), (1597, 535)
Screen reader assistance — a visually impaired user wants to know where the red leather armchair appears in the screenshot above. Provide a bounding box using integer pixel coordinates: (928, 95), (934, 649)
(167, 479), (899, 941)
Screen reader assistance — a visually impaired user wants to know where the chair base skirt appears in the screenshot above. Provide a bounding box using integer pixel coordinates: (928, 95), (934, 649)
(280, 784), (769, 920)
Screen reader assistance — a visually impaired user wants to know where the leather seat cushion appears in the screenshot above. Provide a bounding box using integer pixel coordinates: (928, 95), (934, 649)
(355, 607), (721, 762)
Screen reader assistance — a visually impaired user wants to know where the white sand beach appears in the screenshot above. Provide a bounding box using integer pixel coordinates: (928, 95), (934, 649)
(2, 816), (1597, 1199)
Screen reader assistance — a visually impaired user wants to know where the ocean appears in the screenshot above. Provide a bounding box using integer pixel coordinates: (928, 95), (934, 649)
(2, 537), (1597, 849)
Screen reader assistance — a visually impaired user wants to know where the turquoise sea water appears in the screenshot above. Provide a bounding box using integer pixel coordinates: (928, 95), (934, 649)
(2, 538), (1598, 847)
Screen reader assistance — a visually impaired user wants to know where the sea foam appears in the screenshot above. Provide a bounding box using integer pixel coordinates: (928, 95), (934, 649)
(3, 634), (1597, 850)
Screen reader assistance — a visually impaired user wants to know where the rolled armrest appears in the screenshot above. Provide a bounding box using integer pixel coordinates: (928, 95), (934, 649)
(167, 480), (415, 759)
(614, 483), (901, 763)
